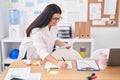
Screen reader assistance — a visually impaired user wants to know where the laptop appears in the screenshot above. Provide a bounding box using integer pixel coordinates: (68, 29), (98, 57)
(107, 48), (120, 66)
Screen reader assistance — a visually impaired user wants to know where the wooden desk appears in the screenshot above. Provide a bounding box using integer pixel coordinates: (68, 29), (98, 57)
(0, 60), (120, 80)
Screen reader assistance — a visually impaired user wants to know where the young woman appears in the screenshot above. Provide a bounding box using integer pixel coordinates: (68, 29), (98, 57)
(18, 4), (71, 68)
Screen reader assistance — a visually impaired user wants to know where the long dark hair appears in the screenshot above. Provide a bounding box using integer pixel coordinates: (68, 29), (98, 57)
(26, 4), (62, 37)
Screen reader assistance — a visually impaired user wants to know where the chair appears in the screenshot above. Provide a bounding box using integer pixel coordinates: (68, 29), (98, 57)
(52, 48), (82, 60)
(90, 48), (110, 60)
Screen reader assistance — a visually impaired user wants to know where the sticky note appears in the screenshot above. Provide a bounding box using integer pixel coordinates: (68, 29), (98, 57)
(32, 62), (37, 66)
(36, 61), (41, 65)
(47, 68), (51, 72)
(8, 3), (13, 8)
(20, 0), (24, 3)
(98, 0), (103, 2)
(25, 1), (34, 7)
(28, 8), (34, 12)
(11, 0), (19, 3)
(79, 0), (83, 3)
(49, 71), (58, 75)
(37, 0), (51, 3)
(110, 15), (115, 19)
(101, 21), (106, 25)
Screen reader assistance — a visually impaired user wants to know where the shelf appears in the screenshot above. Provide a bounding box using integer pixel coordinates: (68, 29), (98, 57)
(4, 58), (17, 64)
(57, 38), (94, 58)
(74, 38), (93, 42)
(1, 37), (22, 70)
(1, 37), (23, 42)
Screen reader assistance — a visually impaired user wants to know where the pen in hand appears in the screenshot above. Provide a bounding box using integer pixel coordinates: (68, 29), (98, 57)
(61, 57), (68, 68)
(62, 57), (65, 62)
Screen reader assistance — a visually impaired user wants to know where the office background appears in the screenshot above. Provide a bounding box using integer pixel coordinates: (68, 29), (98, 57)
(0, 0), (120, 72)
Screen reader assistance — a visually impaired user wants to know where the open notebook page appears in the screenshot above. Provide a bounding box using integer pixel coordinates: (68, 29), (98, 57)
(45, 61), (72, 69)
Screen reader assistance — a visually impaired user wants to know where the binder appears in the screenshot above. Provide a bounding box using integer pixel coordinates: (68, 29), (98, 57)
(76, 60), (100, 71)
(75, 22), (91, 38)
(75, 22), (80, 38)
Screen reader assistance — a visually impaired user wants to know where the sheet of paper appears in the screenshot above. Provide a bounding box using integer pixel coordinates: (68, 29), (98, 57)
(101, 18), (109, 21)
(29, 73), (41, 80)
(89, 3), (101, 20)
(45, 61), (72, 69)
(76, 60), (100, 71)
(92, 20), (106, 25)
(5, 67), (30, 80)
(63, 0), (88, 22)
(104, 0), (117, 15)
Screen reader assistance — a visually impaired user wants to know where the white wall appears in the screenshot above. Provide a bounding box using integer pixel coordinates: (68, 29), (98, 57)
(0, 0), (9, 39)
(91, 12), (120, 51)
(91, 26), (120, 50)
(0, 0), (9, 72)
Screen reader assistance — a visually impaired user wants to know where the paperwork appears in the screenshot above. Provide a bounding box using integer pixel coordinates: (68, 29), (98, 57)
(76, 60), (100, 71)
(29, 73), (41, 80)
(5, 67), (41, 80)
(5, 67), (30, 80)
(45, 61), (72, 69)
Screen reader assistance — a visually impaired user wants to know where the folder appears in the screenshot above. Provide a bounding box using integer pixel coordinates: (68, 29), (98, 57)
(75, 22), (80, 38)
(76, 60), (100, 71)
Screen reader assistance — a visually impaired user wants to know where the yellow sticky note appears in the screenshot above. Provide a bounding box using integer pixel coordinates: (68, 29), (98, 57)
(32, 0), (37, 3)
(49, 71), (58, 75)
(20, 0), (24, 3)
(110, 15), (115, 19)
(36, 61), (41, 66)
(8, 3), (13, 8)
(101, 21), (106, 25)
(47, 68), (51, 72)
(32, 62), (37, 66)
(28, 8), (34, 12)
(79, 0), (83, 3)
(98, 0), (103, 2)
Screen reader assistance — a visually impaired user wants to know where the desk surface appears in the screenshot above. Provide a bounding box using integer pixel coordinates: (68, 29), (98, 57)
(0, 60), (120, 80)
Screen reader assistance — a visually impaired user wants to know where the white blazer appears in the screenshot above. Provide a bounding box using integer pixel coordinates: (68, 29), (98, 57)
(18, 26), (58, 60)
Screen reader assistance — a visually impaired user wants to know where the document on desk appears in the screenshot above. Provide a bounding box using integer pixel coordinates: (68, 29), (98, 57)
(76, 60), (100, 71)
(45, 61), (72, 69)
(29, 73), (41, 80)
(5, 67), (30, 80)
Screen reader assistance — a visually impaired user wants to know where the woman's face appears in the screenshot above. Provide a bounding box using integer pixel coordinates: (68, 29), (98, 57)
(48, 13), (61, 26)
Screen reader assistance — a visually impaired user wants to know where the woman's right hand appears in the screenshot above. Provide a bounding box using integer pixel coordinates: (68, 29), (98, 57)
(57, 61), (68, 68)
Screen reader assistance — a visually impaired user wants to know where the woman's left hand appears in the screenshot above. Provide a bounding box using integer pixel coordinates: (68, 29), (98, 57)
(62, 44), (71, 49)
(65, 44), (71, 49)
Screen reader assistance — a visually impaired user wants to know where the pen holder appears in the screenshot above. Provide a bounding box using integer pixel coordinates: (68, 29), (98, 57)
(98, 53), (107, 70)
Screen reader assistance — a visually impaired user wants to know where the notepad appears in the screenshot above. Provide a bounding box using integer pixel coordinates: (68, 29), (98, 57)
(45, 61), (72, 69)
(76, 60), (100, 71)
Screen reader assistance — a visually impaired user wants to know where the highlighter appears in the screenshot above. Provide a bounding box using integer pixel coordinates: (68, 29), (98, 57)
(86, 73), (95, 78)
(91, 75), (97, 79)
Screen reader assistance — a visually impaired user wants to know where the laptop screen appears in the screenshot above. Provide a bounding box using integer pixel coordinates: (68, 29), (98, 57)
(108, 48), (120, 66)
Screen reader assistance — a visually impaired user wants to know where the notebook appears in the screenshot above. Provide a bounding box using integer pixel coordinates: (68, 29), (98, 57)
(107, 48), (120, 66)
(76, 60), (100, 71)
